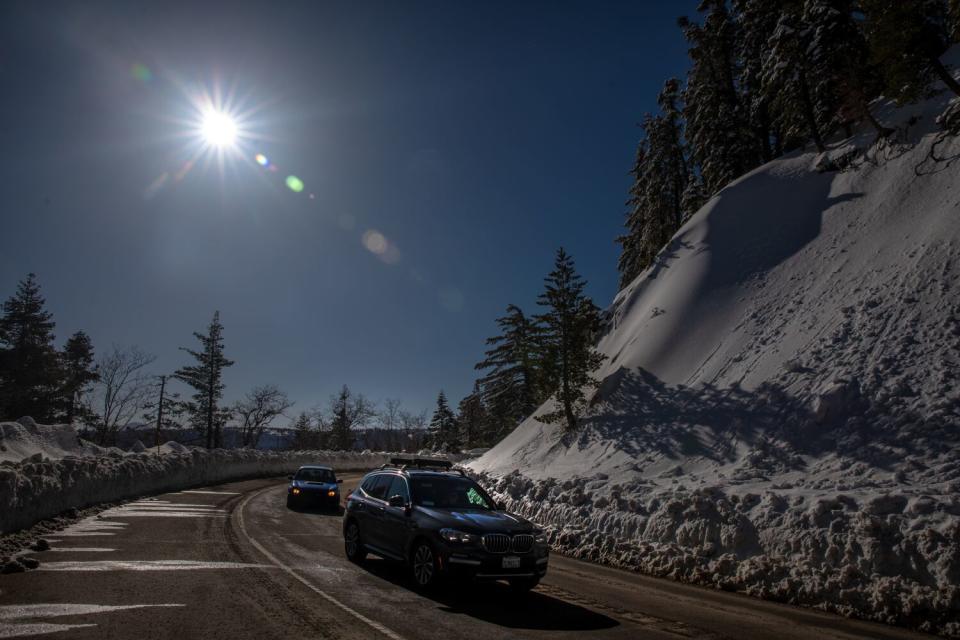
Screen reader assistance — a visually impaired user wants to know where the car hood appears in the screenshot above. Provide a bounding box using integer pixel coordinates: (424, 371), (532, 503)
(291, 480), (338, 491)
(416, 507), (533, 534)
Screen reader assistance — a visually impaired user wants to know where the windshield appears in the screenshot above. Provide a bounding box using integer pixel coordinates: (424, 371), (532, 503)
(295, 468), (335, 482)
(409, 476), (495, 510)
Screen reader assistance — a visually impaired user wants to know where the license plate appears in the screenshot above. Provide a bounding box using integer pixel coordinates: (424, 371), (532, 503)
(502, 556), (521, 569)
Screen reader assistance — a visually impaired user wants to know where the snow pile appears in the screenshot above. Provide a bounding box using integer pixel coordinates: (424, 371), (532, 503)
(0, 419), (115, 463)
(0, 438), (396, 535)
(470, 85), (960, 635)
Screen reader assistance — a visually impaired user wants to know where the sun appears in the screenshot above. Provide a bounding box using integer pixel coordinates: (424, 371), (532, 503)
(200, 109), (238, 148)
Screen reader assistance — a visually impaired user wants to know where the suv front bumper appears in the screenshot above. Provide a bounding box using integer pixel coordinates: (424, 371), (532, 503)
(438, 543), (549, 581)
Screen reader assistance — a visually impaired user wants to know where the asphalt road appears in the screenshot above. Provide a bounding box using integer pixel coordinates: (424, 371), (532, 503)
(0, 472), (932, 640)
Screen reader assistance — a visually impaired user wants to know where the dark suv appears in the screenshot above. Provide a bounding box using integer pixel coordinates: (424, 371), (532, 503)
(342, 458), (548, 591)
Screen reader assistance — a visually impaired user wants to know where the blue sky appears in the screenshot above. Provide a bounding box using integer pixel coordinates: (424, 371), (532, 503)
(0, 0), (696, 417)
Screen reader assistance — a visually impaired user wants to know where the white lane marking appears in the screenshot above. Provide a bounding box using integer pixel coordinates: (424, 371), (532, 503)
(126, 502), (215, 508)
(0, 603), (183, 639)
(48, 548), (116, 553)
(38, 560), (268, 572)
(181, 490), (240, 495)
(237, 487), (406, 640)
(54, 532), (116, 537)
(100, 512), (227, 519)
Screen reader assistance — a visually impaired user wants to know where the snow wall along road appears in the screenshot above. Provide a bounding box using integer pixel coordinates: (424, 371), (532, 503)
(0, 444), (394, 535)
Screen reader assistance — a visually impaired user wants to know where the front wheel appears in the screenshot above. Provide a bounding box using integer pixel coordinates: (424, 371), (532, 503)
(286, 495), (298, 510)
(508, 577), (540, 593)
(411, 541), (440, 589)
(344, 521), (366, 563)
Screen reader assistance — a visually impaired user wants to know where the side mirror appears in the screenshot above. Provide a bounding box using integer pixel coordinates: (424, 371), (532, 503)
(287, 475), (294, 481)
(495, 501), (505, 511)
(388, 494), (406, 508)
(337, 478), (343, 484)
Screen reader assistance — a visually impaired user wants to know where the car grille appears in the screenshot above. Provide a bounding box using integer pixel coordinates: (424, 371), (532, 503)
(482, 533), (534, 554)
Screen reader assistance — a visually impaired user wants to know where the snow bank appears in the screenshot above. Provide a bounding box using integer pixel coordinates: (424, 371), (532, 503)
(0, 430), (396, 535)
(0, 419), (114, 463)
(470, 64), (960, 637)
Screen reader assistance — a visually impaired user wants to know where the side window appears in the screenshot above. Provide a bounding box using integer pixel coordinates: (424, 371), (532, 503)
(360, 475), (381, 497)
(386, 476), (410, 504)
(367, 475), (392, 501)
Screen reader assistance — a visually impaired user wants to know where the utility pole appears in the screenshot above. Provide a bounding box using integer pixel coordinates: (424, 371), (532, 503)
(155, 375), (167, 458)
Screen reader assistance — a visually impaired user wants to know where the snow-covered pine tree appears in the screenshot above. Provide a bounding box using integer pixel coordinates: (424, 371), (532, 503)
(861, 0), (960, 102)
(681, 1), (758, 195)
(59, 331), (99, 425)
(174, 311), (234, 449)
(0, 274), (62, 422)
(760, 2), (830, 152)
(616, 138), (651, 288)
(534, 248), (605, 432)
(455, 384), (487, 449)
(428, 390), (457, 451)
(474, 304), (540, 440)
(734, 0), (782, 161)
(803, 0), (891, 139)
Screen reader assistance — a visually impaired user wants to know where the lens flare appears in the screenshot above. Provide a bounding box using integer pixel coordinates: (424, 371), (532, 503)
(285, 175), (304, 192)
(254, 153), (269, 167)
(131, 63), (152, 83)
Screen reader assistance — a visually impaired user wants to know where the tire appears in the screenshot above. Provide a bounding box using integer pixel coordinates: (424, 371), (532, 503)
(286, 495), (298, 510)
(508, 577), (540, 593)
(411, 540), (440, 589)
(344, 521), (367, 563)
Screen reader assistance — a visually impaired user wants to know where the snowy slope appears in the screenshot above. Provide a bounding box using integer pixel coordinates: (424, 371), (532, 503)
(470, 78), (960, 634)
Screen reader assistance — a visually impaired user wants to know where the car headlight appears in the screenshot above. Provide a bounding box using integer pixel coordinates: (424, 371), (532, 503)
(327, 490), (336, 497)
(440, 528), (478, 544)
(291, 488), (301, 495)
(532, 526), (545, 542)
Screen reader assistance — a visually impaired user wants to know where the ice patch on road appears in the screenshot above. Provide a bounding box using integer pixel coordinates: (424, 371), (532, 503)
(48, 547), (116, 553)
(180, 490), (240, 495)
(0, 603), (183, 639)
(38, 560), (269, 571)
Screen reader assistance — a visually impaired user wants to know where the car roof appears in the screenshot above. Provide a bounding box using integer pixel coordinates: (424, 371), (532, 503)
(298, 465), (333, 471)
(369, 469), (462, 479)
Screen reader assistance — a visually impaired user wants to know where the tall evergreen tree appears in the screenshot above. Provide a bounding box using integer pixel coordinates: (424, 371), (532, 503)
(475, 304), (540, 440)
(428, 390), (457, 451)
(326, 384), (373, 450)
(455, 383), (487, 449)
(803, 0), (891, 138)
(861, 0), (960, 102)
(535, 249), (605, 432)
(174, 311), (234, 449)
(290, 412), (318, 450)
(681, 1), (758, 194)
(0, 274), (62, 421)
(734, 0), (783, 161)
(761, 2), (830, 152)
(59, 331), (99, 424)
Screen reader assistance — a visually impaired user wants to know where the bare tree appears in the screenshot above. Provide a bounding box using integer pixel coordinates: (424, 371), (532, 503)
(400, 408), (428, 452)
(89, 345), (156, 446)
(234, 384), (294, 449)
(378, 398), (403, 451)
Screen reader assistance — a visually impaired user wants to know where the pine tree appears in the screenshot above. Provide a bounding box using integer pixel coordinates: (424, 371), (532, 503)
(174, 311), (234, 449)
(534, 249), (606, 432)
(734, 0), (783, 161)
(326, 385), (373, 451)
(59, 331), (99, 424)
(803, 0), (891, 139)
(455, 383), (487, 449)
(616, 81), (693, 289)
(761, 2), (830, 153)
(681, 1), (758, 195)
(428, 390), (457, 451)
(290, 412), (317, 450)
(0, 274), (62, 421)
(861, 0), (960, 102)
(474, 304), (540, 441)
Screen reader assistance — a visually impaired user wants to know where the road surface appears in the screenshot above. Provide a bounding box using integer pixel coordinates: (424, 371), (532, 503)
(0, 472), (930, 639)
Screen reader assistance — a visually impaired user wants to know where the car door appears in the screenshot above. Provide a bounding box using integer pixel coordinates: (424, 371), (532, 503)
(353, 474), (384, 546)
(380, 475), (412, 558)
(361, 474), (392, 554)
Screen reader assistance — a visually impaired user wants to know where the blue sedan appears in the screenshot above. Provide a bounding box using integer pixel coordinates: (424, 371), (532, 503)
(287, 465), (343, 511)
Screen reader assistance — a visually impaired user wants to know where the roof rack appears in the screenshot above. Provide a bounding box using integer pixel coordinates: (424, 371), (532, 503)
(381, 457), (465, 476)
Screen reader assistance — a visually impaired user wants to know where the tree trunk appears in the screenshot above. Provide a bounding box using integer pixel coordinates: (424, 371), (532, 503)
(930, 56), (960, 97)
(799, 70), (826, 153)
